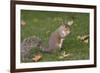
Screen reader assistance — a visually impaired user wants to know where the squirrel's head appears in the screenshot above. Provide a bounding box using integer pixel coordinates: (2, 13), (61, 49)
(58, 24), (71, 38)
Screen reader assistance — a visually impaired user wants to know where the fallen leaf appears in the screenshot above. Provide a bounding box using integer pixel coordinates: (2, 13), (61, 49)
(67, 20), (74, 26)
(58, 51), (71, 59)
(77, 35), (89, 41)
(21, 20), (26, 26)
(32, 54), (42, 62)
(84, 39), (88, 44)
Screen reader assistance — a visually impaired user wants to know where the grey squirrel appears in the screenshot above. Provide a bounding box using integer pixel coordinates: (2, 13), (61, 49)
(21, 20), (73, 61)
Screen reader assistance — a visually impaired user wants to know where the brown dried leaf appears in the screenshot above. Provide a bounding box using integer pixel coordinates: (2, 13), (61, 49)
(84, 39), (88, 44)
(32, 54), (42, 62)
(21, 20), (26, 26)
(59, 51), (71, 59)
(77, 35), (89, 41)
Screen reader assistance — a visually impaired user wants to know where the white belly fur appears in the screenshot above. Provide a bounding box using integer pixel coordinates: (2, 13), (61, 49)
(59, 39), (64, 48)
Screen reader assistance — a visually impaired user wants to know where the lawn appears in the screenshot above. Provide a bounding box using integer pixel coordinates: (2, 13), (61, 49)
(21, 10), (89, 62)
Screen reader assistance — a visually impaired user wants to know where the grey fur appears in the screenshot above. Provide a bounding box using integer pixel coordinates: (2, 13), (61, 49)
(21, 36), (43, 61)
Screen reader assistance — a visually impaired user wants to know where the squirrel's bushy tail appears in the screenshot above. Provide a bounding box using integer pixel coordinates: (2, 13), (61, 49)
(21, 36), (56, 62)
(21, 36), (45, 61)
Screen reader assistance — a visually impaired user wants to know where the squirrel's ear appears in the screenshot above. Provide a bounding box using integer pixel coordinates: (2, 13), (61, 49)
(67, 20), (74, 26)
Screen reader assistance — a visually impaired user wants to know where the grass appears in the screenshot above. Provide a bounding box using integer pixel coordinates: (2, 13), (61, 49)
(21, 10), (89, 62)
